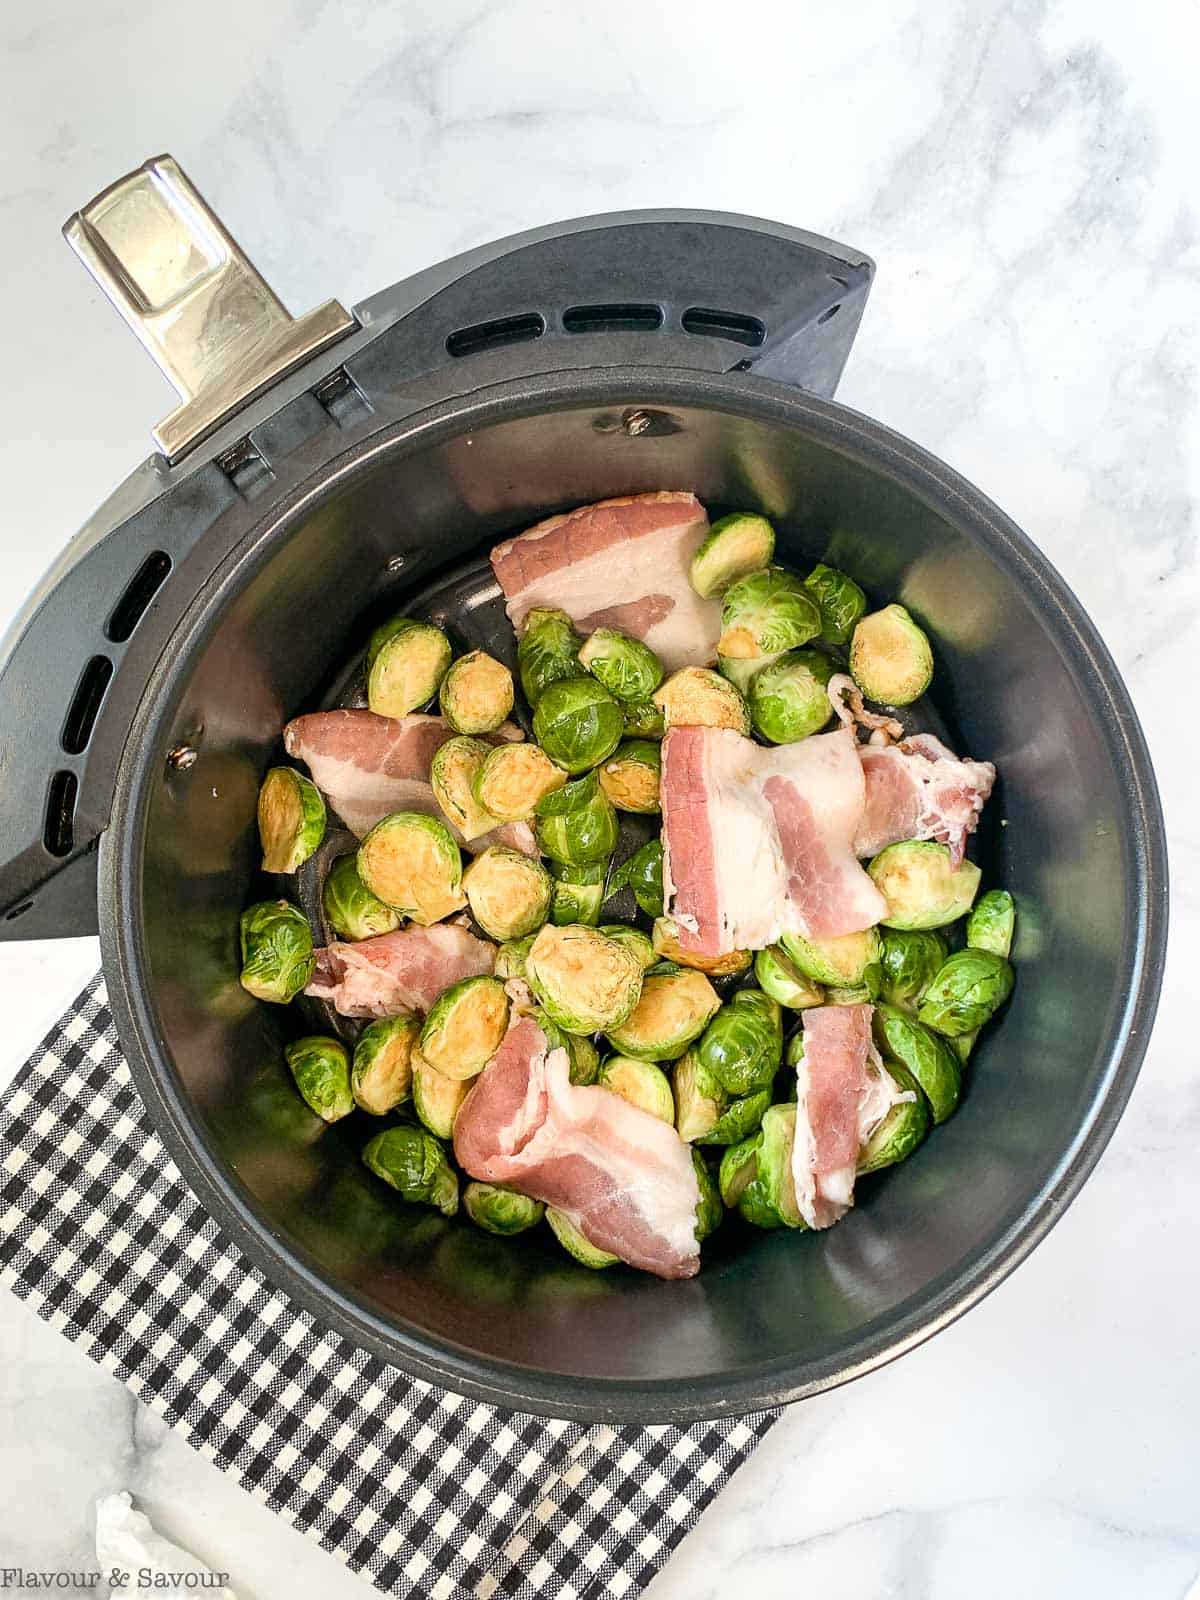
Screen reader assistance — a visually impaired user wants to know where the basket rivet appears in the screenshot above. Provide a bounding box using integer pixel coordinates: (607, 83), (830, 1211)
(167, 745), (198, 772)
(622, 409), (653, 437)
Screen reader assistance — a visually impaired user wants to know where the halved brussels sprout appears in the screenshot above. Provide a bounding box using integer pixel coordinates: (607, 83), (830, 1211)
(357, 812), (466, 924)
(534, 771), (619, 865)
(804, 563), (867, 647)
(550, 860), (608, 926)
(718, 1133), (782, 1228)
(462, 846), (552, 940)
(597, 1055), (675, 1123)
(284, 1035), (353, 1122)
(757, 1104), (804, 1227)
(462, 1181), (544, 1236)
(753, 944), (825, 1009)
(749, 649), (836, 744)
(696, 989), (783, 1096)
(608, 840), (664, 919)
(653, 667), (751, 734)
(367, 619), (452, 717)
(857, 1059), (930, 1174)
(597, 923), (656, 971)
(917, 949), (1015, 1037)
(419, 976), (510, 1080)
(526, 922), (644, 1035)
(652, 918), (752, 977)
(719, 566), (821, 659)
(539, 1011), (602, 1085)
(532, 675), (623, 774)
(431, 735), (504, 841)
(689, 512), (776, 599)
(779, 927), (881, 987)
(578, 629), (664, 703)
(597, 740), (661, 813)
(239, 900), (315, 1004)
(257, 767), (326, 873)
(606, 967), (721, 1062)
(873, 1003), (962, 1124)
(362, 1125), (459, 1216)
(877, 928), (948, 1012)
(868, 842), (981, 930)
(825, 978), (881, 1005)
(439, 650), (515, 734)
(701, 1086), (772, 1147)
(517, 607), (582, 706)
(621, 698), (665, 739)
(672, 1048), (728, 1141)
(352, 1014), (421, 1114)
(849, 603), (933, 706)
(474, 742), (566, 822)
(545, 1208), (618, 1268)
(495, 933), (535, 980)
(966, 889), (1016, 959)
(411, 1048), (472, 1138)
(322, 854), (402, 942)
(692, 1149), (724, 1242)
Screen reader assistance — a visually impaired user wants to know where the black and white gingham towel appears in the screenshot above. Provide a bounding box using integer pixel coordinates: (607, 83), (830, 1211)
(0, 975), (778, 1599)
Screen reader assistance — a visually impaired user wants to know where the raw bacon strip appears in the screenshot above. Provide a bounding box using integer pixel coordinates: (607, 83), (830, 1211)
(660, 726), (887, 958)
(305, 924), (495, 1018)
(489, 492), (721, 671)
(454, 1016), (701, 1279)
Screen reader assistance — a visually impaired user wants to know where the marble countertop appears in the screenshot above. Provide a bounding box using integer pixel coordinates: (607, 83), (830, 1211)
(1, 1), (1195, 1595)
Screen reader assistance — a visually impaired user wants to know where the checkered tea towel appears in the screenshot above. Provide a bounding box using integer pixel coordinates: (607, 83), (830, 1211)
(0, 976), (778, 1600)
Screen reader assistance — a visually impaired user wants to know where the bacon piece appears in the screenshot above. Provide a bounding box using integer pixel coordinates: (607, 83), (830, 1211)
(304, 923), (495, 1018)
(660, 725), (887, 957)
(454, 1016), (701, 1279)
(489, 492), (720, 671)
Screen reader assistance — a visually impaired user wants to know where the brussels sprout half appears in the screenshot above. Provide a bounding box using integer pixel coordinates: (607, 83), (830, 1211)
(966, 889), (1016, 959)
(367, 619), (452, 718)
(608, 840), (664, 919)
(868, 842), (981, 930)
(545, 1208), (619, 1268)
(758, 1103), (804, 1226)
(352, 1014), (421, 1115)
(597, 740), (661, 813)
(700, 1087), (772, 1147)
(419, 976), (510, 1080)
(284, 1035), (353, 1122)
(718, 1133), (783, 1228)
(517, 607), (582, 706)
(474, 742), (567, 822)
(754, 944), (825, 1009)
(431, 735), (504, 841)
(621, 698), (665, 739)
(779, 927), (880, 988)
(597, 1055), (675, 1123)
(849, 604), (933, 706)
(692, 1149), (724, 1242)
(749, 649), (836, 744)
(532, 675), (624, 774)
(597, 923), (656, 971)
(240, 900), (315, 1004)
(439, 649), (515, 734)
(689, 512), (776, 599)
(462, 1182), (544, 1236)
(411, 1049), (472, 1138)
(526, 923), (644, 1036)
(534, 771), (619, 866)
(606, 967), (721, 1062)
(652, 918), (752, 977)
(873, 1004), (962, 1124)
(463, 846), (552, 940)
(577, 629), (664, 703)
(653, 667), (750, 734)
(877, 928), (948, 1012)
(719, 566), (821, 659)
(357, 811), (466, 925)
(362, 1125), (459, 1216)
(257, 767), (326, 873)
(857, 1059), (931, 1174)
(696, 989), (783, 1096)
(539, 1011), (602, 1085)
(918, 949), (1015, 1037)
(322, 854), (402, 942)
(804, 563), (867, 646)
(495, 933), (535, 980)
(549, 860), (608, 926)
(672, 1048), (728, 1142)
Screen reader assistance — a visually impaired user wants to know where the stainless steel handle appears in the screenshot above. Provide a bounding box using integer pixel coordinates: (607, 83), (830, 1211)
(64, 154), (356, 461)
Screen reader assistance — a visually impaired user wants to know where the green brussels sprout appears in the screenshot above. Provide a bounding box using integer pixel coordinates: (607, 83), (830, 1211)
(849, 603), (933, 706)
(257, 767), (326, 873)
(545, 1208), (619, 1268)
(419, 975), (510, 1080)
(495, 933), (535, 980)
(873, 1003), (962, 1124)
(753, 944), (825, 1009)
(352, 1014), (421, 1115)
(597, 740), (661, 814)
(357, 812), (466, 925)
(758, 1104), (804, 1227)
(651, 917), (753, 977)
(966, 889), (1016, 958)
(699, 1087), (772, 1146)
(653, 666), (751, 734)
(597, 923), (657, 971)
(779, 926), (881, 987)
(877, 928), (948, 1012)
(439, 649), (515, 734)
(689, 512), (776, 598)
(534, 771), (620, 865)
(284, 1035), (353, 1122)
(950, 1030), (979, 1064)
(803, 562), (867, 647)
(608, 839), (664, 918)
(539, 1011), (602, 1085)
(696, 989), (783, 1096)
(322, 854), (402, 942)
(362, 1125), (459, 1216)
(597, 1055), (675, 1122)
(430, 735), (505, 841)
(672, 1048), (728, 1141)
(718, 1133), (783, 1228)
(917, 949), (1015, 1037)
(857, 1060), (930, 1174)
(462, 845), (552, 940)
(719, 566), (821, 660)
(549, 860), (608, 926)
(825, 977), (882, 1005)
(532, 675), (623, 774)
(692, 1149), (724, 1242)
(606, 967), (721, 1062)
(410, 1048), (472, 1138)
(517, 607), (582, 706)
(239, 900), (315, 1004)
(526, 922), (644, 1035)
(867, 842), (981, 930)
(367, 618), (452, 717)
(462, 1181), (544, 1236)
(474, 741), (566, 822)
(577, 628), (664, 703)
(621, 698), (665, 739)
(749, 648), (836, 744)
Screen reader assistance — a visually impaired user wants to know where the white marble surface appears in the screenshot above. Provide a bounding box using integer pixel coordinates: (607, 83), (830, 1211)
(1, 1), (1196, 1595)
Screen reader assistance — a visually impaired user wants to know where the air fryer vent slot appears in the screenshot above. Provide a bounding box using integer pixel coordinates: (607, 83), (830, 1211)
(44, 770), (78, 857)
(105, 550), (172, 643)
(563, 303), (664, 334)
(446, 313), (546, 358)
(61, 655), (113, 755)
(681, 307), (765, 347)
